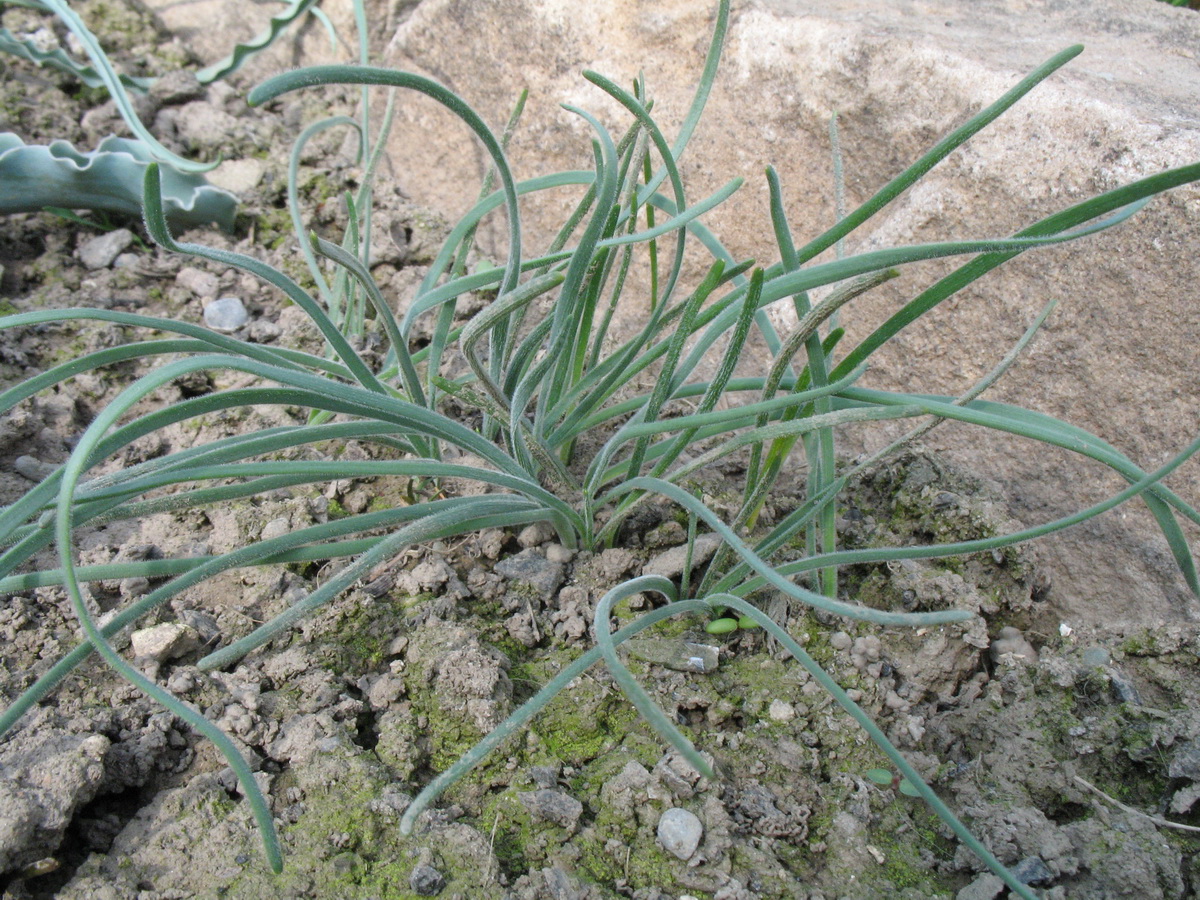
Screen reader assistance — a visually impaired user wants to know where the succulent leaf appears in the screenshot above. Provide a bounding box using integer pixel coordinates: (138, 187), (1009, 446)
(0, 133), (237, 231)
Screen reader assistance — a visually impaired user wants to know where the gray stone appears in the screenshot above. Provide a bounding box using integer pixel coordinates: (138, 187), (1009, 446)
(956, 874), (1005, 900)
(129, 623), (202, 662)
(0, 731), (110, 872)
(642, 533), (722, 580)
(657, 807), (703, 861)
(260, 516), (291, 541)
(208, 158), (265, 195)
(203, 296), (248, 332)
(518, 789), (583, 831)
(1169, 738), (1200, 782)
(171, 101), (241, 154)
(1170, 782), (1200, 815)
(540, 866), (582, 900)
(544, 543), (575, 564)
(176, 266), (220, 299)
(494, 549), (564, 603)
(408, 863), (445, 895)
(13, 455), (56, 482)
(517, 522), (553, 548)
(176, 608), (220, 644)
(627, 637), (719, 674)
(1012, 856), (1054, 885)
(1081, 647), (1111, 667)
(1109, 671), (1142, 706)
(768, 700), (796, 722)
(77, 229), (133, 269)
(148, 68), (206, 105)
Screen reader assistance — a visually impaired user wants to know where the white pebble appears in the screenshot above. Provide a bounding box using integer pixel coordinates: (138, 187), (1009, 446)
(130, 623), (201, 662)
(768, 700), (796, 722)
(657, 807), (703, 860)
(204, 296), (248, 331)
(260, 516), (291, 541)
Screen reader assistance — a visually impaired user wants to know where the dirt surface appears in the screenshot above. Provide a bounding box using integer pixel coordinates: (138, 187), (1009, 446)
(1, 2), (1199, 898)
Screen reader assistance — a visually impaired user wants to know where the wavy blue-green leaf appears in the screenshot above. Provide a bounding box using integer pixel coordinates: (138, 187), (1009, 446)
(0, 134), (235, 230)
(0, 27), (153, 91)
(196, 0), (321, 84)
(37, 0), (215, 173)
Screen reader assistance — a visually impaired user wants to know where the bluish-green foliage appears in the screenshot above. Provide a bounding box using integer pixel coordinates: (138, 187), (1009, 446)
(0, 133), (236, 230)
(1, 2), (1198, 896)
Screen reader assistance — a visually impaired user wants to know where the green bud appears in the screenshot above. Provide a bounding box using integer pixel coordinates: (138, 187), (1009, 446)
(705, 617), (739, 635)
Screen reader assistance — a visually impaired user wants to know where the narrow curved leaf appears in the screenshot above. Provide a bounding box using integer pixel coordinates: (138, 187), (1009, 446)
(0, 27), (153, 91)
(196, 0), (321, 84)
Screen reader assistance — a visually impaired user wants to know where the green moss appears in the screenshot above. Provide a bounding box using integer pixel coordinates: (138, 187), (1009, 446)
(309, 593), (403, 673)
(254, 208), (297, 251)
(576, 826), (679, 891)
(298, 169), (342, 205)
(476, 792), (534, 878)
(1119, 629), (1160, 656)
(529, 676), (640, 765)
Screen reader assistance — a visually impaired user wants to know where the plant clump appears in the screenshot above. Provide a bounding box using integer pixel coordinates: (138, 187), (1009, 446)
(0, 0), (1198, 896)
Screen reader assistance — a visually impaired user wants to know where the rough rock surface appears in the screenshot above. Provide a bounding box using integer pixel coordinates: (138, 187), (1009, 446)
(0, 731), (109, 873)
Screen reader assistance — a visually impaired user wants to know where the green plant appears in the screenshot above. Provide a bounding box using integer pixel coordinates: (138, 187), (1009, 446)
(0, 133), (236, 230)
(865, 767), (921, 797)
(4, 0), (331, 161)
(0, 0), (336, 227)
(1, 1), (1199, 896)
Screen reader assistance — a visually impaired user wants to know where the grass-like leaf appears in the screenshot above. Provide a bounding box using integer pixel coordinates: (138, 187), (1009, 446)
(1, 2), (1197, 892)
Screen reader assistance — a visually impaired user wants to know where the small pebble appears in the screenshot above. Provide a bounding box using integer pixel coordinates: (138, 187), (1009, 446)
(988, 626), (1038, 666)
(1081, 647), (1110, 667)
(642, 533), (722, 579)
(767, 700), (796, 722)
(204, 296), (248, 331)
(545, 543), (575, 564)
(1169, 738), (1200, 781)
(14, 455), (56, 482)
(627, 638), (719, 674)
(956, 873), (1004, 900)
(130, 623), (201, 662)
(260, 516), (291, 541)
(408, 863), (445, 895)
(517, 522), (552, 548)
(519, 789), (583, 831)
(1109, 672), (1141, 705)
(177, 265), (219, 298)
(77, 228), (133, 269)
(494, 549), (565, 602)
(1012, 856), (1054, 885)
(657, 807), (703, 860)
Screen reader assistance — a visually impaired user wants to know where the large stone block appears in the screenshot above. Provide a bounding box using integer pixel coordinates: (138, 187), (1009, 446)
(374, 0), (1200, 626)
